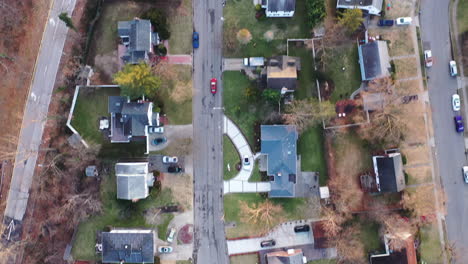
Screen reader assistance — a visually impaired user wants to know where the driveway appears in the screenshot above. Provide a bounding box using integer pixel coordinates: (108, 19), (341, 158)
(159, 211), (194, 261)
(223, 58), (244, 71)
(147, 124), (193, 153)
(149, 155), (185, 173)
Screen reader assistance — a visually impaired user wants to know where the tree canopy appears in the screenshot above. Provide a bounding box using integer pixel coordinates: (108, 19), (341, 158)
(305, 0), (326, 28)
(113, 62), (161, 99)
(338, 9), (364, 33)
(141, 8), (171, 40)
(58, 12), (76, 31)
(283, 98), (335, 132)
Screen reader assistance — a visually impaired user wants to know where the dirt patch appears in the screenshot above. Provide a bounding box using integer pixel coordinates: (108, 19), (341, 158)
(160, 173), (193, 210)
(93, 50), (119, 82)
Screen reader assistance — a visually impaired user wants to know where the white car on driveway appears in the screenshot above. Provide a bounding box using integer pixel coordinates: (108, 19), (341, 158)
(463, 166), (468, 183)
(452, 94), (461, 111)
(163, 156), (178, 164)
(396, 17), (412, 25)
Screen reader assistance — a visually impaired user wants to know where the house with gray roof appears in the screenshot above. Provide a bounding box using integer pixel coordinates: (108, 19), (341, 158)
(115, 162), (154, 200)
(261, 0), (296, 17)
(260, 125), (299, 198)
(266, 248), (304, 264)
(266, 56), (301, 93)
(336, 0), (383, 16)
(118, 19), (159, 64)
(358, 40), (391, 81)
(101, 229), (154, 263)
(108, 96), (159, 145)
(372, 153), (405, 193)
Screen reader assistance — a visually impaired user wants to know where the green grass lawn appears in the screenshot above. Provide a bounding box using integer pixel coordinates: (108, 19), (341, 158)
(307, 260), (337, 264)
(230, 254), (259, 264)
(419, 223), (443, 264)
(248, 161), (263, 182)
(322, 44), (361, 103)
(157, 213), (175, 240)
(289, 45), (318, 99)
(224, 135), (240, 180)
(168, 0), (193, 54)
(224, 193), (308, 238)
(457, 0), (468, 35)
(358, 219), (383, 253)
(223, 0), (311, 57)
(72, 167), (175, 260)
(297, 126), (328, 186)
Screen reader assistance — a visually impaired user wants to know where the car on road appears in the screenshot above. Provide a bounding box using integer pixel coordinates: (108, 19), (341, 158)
(260, 240), (276, 247)
(454, 115), (464, 133)
(163, 156), (178, 164)
(210, 78), (217, 94)
(294, 225), (310, 233)
(148, 126), (164, 134)
(152, 137), (167, 146)
(242, 155), (251, 171)
(158, 246), (173, 254)
(424, 50), (433, 67)
(167, 228), (176, 243)
(463, 167), (468, 183)
(378, 19), (394, 27)
(193, 32), (199, 49)
(449, 60), (458, 77)
(396, 17), (412, 25)
(168, 166), (183, 173)
(452, 94), (461, 111)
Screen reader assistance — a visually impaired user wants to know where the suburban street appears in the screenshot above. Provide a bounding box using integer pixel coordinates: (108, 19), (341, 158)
(192, 0), (229, 263)
(420, 0), (468, 256)
(3, 0), (76, 222)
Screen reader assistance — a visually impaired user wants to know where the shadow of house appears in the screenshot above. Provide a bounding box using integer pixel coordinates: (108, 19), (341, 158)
(336, 0), (383, 16)
(261, 0), (296, 17)
(358, 41), (391, 81)
(101, 229), (155, 263)
(372, 153), (405, 193)
(118, 19), (160, 64)
(266, 56), (301, 94)
(115, 162), (154, 201)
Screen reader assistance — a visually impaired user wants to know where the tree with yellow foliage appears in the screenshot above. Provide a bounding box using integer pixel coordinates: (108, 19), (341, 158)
(113, 62), (161, 99)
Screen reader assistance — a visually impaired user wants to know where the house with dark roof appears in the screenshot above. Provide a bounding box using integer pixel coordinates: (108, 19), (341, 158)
(260, 125), (298, 197)
(336, 0), (383, 16)
(266, 248), (304, 264)
(372, 153), (405, 193)
(115, 162), (154, 200)
(261, 0), (296, 17)
(101, 229), (154, 263)
(369, 235), (417, 264)
(358, 41), (391, 81)
(118, 19), (159, 64)
(266, 56), (301, 93)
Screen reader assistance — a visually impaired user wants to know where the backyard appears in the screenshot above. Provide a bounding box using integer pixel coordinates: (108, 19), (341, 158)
(71, 166), (176, 260)
(223, 0), (311, 57)
(289, 43), (317, 99)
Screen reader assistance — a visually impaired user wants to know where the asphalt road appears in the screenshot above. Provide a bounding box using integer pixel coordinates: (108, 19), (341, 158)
(4, 0), (76, 222)
(420, 0), (468, 254)
(192, 0), (229, 263)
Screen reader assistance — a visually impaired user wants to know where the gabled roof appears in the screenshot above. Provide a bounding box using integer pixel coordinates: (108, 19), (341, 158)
(267, 0), (296, 13)
(266, 249), (304, 264)
(109, 97), (152, 141)
(118, 19), (152, 64)
(267, 56), (300, 91)
(358, 41), (390, 81)
(373, 153), (405, 193)
(102, 229), (154, 263)
(336, 0), (383, 15)
(261, 125), (298, 197)
(115, 162), (154, 200)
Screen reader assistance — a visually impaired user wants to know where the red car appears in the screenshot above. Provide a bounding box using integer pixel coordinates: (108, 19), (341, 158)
(210, 78), (217, 94)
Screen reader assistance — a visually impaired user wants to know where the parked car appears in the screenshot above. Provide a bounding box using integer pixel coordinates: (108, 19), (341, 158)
(167, 228), (176, 243)
(454, 115), (464, 133)
(168, 166), (183, 173)
(163, 156), (178, 164)
(449, 60), (458, 77)
(396, 17), (412, 25)
(452, 94), (461, 111)
(294, 225), (310, 233)
(260, 240), (276, 248)
(210, 78), (217, 94)
(193, 32), (199, 49)
(148, 126), (164, 134)
(158, 246), (173, 254)
(378, 19), (394, 27)
(242, 155), (251, 171)
(424, 50), (433, 67)
(462, 166), (468, 183)
(152, 137), (167, 146)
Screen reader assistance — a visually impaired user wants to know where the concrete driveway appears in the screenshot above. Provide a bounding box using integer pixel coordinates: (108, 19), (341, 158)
(158, 211), (194, 261)
(147, 125), (193, 153)
(223, 58), (244, 71)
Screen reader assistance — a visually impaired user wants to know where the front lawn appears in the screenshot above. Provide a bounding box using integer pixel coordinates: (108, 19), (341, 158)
(458, 0), (468, 35)
(224, 193), (308, 238)
(168, 0), (193, 54)
(223, 0), (312, 57)
(297, 126), (328, 186)
(419, 223), (443, 264)
(72, 166), (175, 260)
(322, 44), (361, 103)
(230, 254), (259, 264)
(224, 135), (240, 180)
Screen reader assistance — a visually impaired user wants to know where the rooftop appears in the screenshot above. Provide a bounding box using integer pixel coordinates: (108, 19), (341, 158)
(267, 0), (296, 13)
(102, 229), (154, 263)
(115, 162), (154, 200)
(373, 153), (405, 193)
(358, 41), (390, 81)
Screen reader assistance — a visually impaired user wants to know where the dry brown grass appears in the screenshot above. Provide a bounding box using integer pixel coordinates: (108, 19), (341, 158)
(161, 173), (193, 210)
(383, 0), (414, 19)
(394, 57), (419, 79)
(369, 28), (414, 57)
(170, 80), (193, 103)
(401, 111), (427, 143)
(395, 79), (422, 96)
(401, 145), (431, 165)
(405, 166), (432, 185)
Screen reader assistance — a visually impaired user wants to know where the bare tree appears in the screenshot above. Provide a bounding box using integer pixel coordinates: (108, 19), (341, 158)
(283, 98), (335, 132)
(332, 224), (366, 263)
(321, 206), (346, 236)
(401, 185), (440, 219)
(239, 200), (285, 231)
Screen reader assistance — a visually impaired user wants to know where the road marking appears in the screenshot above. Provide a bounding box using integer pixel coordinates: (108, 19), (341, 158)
(49, 18), (55, 26)
(30, 92), (37, 102)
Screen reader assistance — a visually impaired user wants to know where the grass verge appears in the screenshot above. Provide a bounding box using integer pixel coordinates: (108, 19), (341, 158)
(230, 254), (259, 264)
(419, 223), (444, 264)
(224, 135), (240, 180)
(457, 0), (468, 35)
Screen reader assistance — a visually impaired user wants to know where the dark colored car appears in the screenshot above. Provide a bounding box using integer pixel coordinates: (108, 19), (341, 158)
(294, 225), (310, 233)
(260, 240), (276, 247)
(454, 115), (464, 133)
(378, 19), (394, 27)
(152, 137), (167, 146)
(168, 166), (183, 173)
(193, 32), (199, 49)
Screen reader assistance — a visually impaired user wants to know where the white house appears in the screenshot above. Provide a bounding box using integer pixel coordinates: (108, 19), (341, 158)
(336, 0), (383, 16)
(261, 0), (296, 17)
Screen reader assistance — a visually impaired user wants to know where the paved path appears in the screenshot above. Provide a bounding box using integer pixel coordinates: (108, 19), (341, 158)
(167, 55), (193, 65)
(4, 0), (77, 222)
(223, 58), (244, 71)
